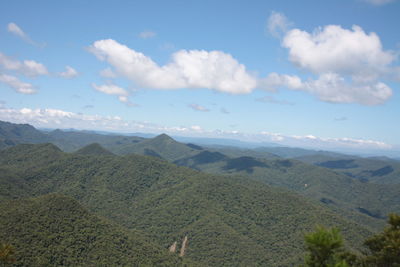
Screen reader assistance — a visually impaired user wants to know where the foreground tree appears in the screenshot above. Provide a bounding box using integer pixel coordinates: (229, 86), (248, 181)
(303, 226), (349, 267)
(363, 213), (400, 266)
(0, 242), (16, 266)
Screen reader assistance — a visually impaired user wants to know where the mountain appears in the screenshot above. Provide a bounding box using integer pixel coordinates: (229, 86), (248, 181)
(0, 120), (51, 149)
(47, 129), (145, 152)
(75, 143), (114, 156)
(0, 193), (189, 266)
(0, 143), (372, 266)
(113, 133), (201, 160)
(172, 148), (400, 230)
(295, 154), (400, 184)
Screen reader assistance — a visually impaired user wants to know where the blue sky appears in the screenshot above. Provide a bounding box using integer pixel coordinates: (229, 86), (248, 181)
(0, 0), (399, 153)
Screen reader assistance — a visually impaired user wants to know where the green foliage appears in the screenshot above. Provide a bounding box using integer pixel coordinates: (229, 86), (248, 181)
(303, 226), (348, 267)
(0, 143), (372, 266)
(0, 194), (191, 266)
(363, 213), (400, 266)
(0, 242), (16, 265)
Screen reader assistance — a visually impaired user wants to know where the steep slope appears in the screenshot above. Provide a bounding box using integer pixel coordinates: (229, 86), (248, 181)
(191, 156), (400, 229)
(0, 144), (371, 266)
(0, 194), (190, 266)
(0, 120), (51, 149)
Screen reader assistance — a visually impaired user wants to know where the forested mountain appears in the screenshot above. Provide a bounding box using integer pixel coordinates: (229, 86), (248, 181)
(0, 121), (51, 150)
(0, 143), (371, 266)
(294, 154), (400, 184)
(1, 120), (400, 265)
(0, 194), (190, 266)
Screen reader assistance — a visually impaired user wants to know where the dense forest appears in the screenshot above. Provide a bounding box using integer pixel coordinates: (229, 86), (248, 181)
(1, 120), (399, 266)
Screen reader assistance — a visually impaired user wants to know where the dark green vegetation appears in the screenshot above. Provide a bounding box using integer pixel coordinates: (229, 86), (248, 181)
(0, 142), (371, 266)
(1, 120), (400, 266)
(303, 226), (350, 267)
(0, 194), (188, 266)
(302, 214), (400, 266)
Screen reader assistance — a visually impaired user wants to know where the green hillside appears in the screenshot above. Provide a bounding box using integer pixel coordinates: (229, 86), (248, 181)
(0, 194), (189, 266)
(75, 143), (115, 156)
(0, 143), (372, 266)
(113, 133), (200, 160)
(173, 149), (400, 230)
(295, 154), (400, 184)
(0, 120), (51, 150)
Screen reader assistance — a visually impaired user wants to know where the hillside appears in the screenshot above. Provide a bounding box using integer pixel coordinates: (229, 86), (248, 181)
(0, 120), (51, 150)
(75, 143), (115, 156)
(112, 133), (201, 160)
(0, 143), (372, 266)
(175, 151), (400, 230)
(295, 154), (400, 184)
(0, 194), (189, 266)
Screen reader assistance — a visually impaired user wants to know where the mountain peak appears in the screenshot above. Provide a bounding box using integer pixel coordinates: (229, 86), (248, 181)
(75, 143), (114, 156)
(153, 133), (174, 141)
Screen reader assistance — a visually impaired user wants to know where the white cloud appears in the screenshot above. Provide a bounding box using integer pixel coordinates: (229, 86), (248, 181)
(267, 11), (292, 37)
(7, 22), (43, 47)
(100, 67), (117, 78)
(92, 83), (128, 96)
(259, 73), (303, 91)
(0, 52), (48, 77)
(92, 83), (135, 106)
(0, 73), (36, 94)
(58, 66), (78, 78)
(302, 73), (392, 105)
(261, 72), (392, 105)
(188, 103), (210, 112)
(282, 25), (394, 81)
(265, 24), (397, 105)
(89, 39), (257, 94)
(139, 31), (156, 39)
(361, 0), (396, 5)
(7, 23), (26, 39)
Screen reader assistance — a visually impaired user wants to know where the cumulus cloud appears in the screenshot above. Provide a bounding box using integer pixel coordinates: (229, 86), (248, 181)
(302, 73), (392, 105)
(7, 22), (43, 47)
(0, 52), (48, 77)
(259, 73), (302, 91)
(282, 25), (394, 81)
(58, 66), (78, 78)
(188, 103), (210, 112)
(89, 39), (257, 94)
(139, 31), (156, 39)
(267, 11), (292, 37)
(0, 73), (36, 94)
(261, 72), (392, 105)
(265, 23), (397, 105)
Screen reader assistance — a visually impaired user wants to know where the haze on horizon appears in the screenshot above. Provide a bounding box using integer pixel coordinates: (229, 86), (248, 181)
(0, 0), (399, 154)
